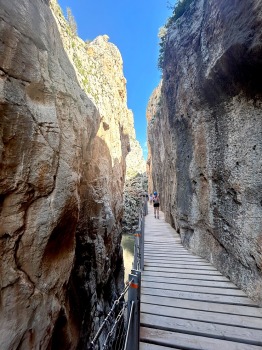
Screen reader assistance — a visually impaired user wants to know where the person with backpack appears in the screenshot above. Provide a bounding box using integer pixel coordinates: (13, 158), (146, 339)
(153, 191), (160, 219)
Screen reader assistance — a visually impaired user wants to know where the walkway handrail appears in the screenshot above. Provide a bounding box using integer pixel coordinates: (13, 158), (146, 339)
(133, 198), (147, 271)
(88, 280), (133, 350)
(123, 301), (134, 349)
(88, 196), (148, 350)
(124, 197), (147, 350)
(89, 280), (133, 350)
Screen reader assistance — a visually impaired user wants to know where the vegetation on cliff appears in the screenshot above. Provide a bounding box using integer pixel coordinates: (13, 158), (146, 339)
(158, 0), (194, 69)
(167, 0), (194, 25)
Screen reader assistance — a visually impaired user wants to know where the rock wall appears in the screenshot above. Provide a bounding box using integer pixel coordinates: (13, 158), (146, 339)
(0, 0), (139, 348)
(50, 3), (147, 237)
(50, 3), (140, 345)
(122, 113), (146, 234)
(146, 81), (162, 196)
(0, 0), (99, 348)
(148, 0), (262, 304)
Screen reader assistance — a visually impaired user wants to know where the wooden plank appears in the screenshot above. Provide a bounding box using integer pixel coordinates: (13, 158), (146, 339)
(144, 246), (187, 250)
(140, 342), (180, 350)
(143, 270), (230, 281)
(145, 266), (221, 275)
(144, 251), (191, 255)
(144, 261), (213, 267)
(144, 254), (201, 258)
(141, 303), (262, 330)
(142, 275), (238, 288)
(141, 205), (262, 349)
(145, 260), (208, 264)
(144, 264), (216, 269)
(142, 280), (247, 296)
(144, 254), (202, 259)
(144, 250), (187, 253)
(145, 256), (204, 262)
(144, 254), (197, 259)
(144, 243), (184, 246)
(145, 247), (182, 250)
(141, 294), (262, 317)
(144, 245), (189, 249)
(141, 313), (262, 345)
(142, 287), (255, 306)
(144, 253), (201, 258)
(140, 327), (262, 350)
(144, 257), (210, 262)
(145, 242), (181, 245)
(145, 241), (181, 244)
(144, 264), (217, 270)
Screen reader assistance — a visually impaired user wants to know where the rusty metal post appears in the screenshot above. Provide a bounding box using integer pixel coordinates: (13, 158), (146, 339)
(125, 273), (140, 350)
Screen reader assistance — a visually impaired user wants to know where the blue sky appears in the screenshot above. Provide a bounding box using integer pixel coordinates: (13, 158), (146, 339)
(57, 0), (173, 158)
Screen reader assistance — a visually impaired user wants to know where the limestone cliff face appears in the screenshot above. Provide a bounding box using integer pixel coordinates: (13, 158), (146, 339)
(50, 2), (147, 236)
(0, 0), (138, 348)
(148, 0), (262, 304)
(146, 81), (162, 196)
(122, 121), (147, 234)
(50, 2), (139, 345)
(0, 0), (99, 348)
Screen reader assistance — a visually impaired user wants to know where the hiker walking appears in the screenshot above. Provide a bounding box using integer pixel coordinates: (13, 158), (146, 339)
(153, 191), (160, 219)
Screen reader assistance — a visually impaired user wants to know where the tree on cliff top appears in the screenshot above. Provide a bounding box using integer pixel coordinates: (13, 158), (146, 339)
(66, 7), (77, 36)
(158, 26), (167, 70)
(167, 0), (194, 26)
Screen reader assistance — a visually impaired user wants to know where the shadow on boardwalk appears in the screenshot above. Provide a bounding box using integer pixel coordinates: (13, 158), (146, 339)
(140, 205), (262, 350)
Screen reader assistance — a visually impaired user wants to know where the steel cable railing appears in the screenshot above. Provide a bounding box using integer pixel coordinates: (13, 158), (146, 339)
(88, 280), (133, 350)
(123, 301), (134, 350)
(88, 197), (148, 350)
(101, 303), (127, 350)
(113, 305), (127, 350)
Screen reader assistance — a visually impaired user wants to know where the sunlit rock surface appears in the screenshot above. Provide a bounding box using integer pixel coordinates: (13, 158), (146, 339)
(51, 1), (143, 347)
(147, 81), (162, 196)
(148, 0), (262, 304)
(0, 0), (99, 348)
(51, 2), (148, 237)
(122, 113), (146, 234)
(0, 0), (142, 348)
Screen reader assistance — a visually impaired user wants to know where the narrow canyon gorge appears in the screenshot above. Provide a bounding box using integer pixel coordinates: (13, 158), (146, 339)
(1, 0), (262, 349)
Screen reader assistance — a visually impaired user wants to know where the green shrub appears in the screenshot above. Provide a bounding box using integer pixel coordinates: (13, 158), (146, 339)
(168, 0), (194, 25)
(158, 0), (194, 70)
(158, 39), (166, 70)
(158, 26), (167, 70)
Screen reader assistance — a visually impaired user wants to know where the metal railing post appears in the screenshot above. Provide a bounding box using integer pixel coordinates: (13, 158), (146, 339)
(125, 273), (140, 350)
(140, 215), (144, 271)
(144, 198), (148, 216)
(133, 238), (138, 270)
(132, 269), (141, 347)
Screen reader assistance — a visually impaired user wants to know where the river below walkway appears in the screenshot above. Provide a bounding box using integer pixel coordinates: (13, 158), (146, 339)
(121, 233), (134, 283)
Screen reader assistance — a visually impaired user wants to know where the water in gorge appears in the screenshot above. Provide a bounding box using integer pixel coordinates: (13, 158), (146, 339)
(121, 234), (135, 283)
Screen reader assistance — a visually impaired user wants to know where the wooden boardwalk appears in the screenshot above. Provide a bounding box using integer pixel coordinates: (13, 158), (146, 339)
(140, 205), (262, 350)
